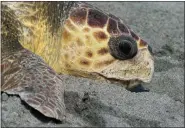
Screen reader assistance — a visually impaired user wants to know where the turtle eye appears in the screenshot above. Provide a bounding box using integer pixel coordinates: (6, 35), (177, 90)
(108, 35), (138, 60)
(119, 40), (132, 55)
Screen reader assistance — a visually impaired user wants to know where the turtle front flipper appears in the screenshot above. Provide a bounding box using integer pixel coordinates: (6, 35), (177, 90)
(1, 49), (66, 121)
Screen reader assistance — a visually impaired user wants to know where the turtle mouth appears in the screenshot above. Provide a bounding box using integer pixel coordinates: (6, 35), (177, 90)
(97, 48), (155, 86)
(97, 73), (143, 89)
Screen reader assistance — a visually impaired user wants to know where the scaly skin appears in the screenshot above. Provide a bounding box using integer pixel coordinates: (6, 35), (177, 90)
(1, 2), (154, 121)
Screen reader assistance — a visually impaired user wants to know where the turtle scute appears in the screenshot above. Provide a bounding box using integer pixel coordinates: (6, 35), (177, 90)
(88, 9), (108, 28)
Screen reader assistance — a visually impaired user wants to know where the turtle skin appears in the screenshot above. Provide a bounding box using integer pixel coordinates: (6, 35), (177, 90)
(1, 2), (154, 121)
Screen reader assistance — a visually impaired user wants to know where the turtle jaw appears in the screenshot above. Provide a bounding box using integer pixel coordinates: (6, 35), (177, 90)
(97, 48), (154, 86)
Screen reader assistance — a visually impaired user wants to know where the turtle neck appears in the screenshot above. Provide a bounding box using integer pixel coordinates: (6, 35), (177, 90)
(1, 4), (24, 58)
(1, 2), (75, 62)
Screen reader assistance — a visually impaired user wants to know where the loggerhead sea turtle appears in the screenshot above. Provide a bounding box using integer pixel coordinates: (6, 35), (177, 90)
(1, 2), (154, 121)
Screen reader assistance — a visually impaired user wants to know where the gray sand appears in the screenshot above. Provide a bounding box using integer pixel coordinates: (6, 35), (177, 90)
(1, 2), (184, 127)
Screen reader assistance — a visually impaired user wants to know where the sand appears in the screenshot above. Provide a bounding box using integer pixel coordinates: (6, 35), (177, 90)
(1, 2), (184, 127)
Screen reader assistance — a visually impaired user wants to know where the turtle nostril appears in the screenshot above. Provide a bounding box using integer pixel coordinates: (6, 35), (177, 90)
(119, 41), (132, 55)
(148, 45), (153, 55)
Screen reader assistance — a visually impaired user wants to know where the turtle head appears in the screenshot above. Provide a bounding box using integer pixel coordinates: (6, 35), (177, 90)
(60, 4), (154, 88)
(99, 35), (154, 87)
(3, 2), (154, 88)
